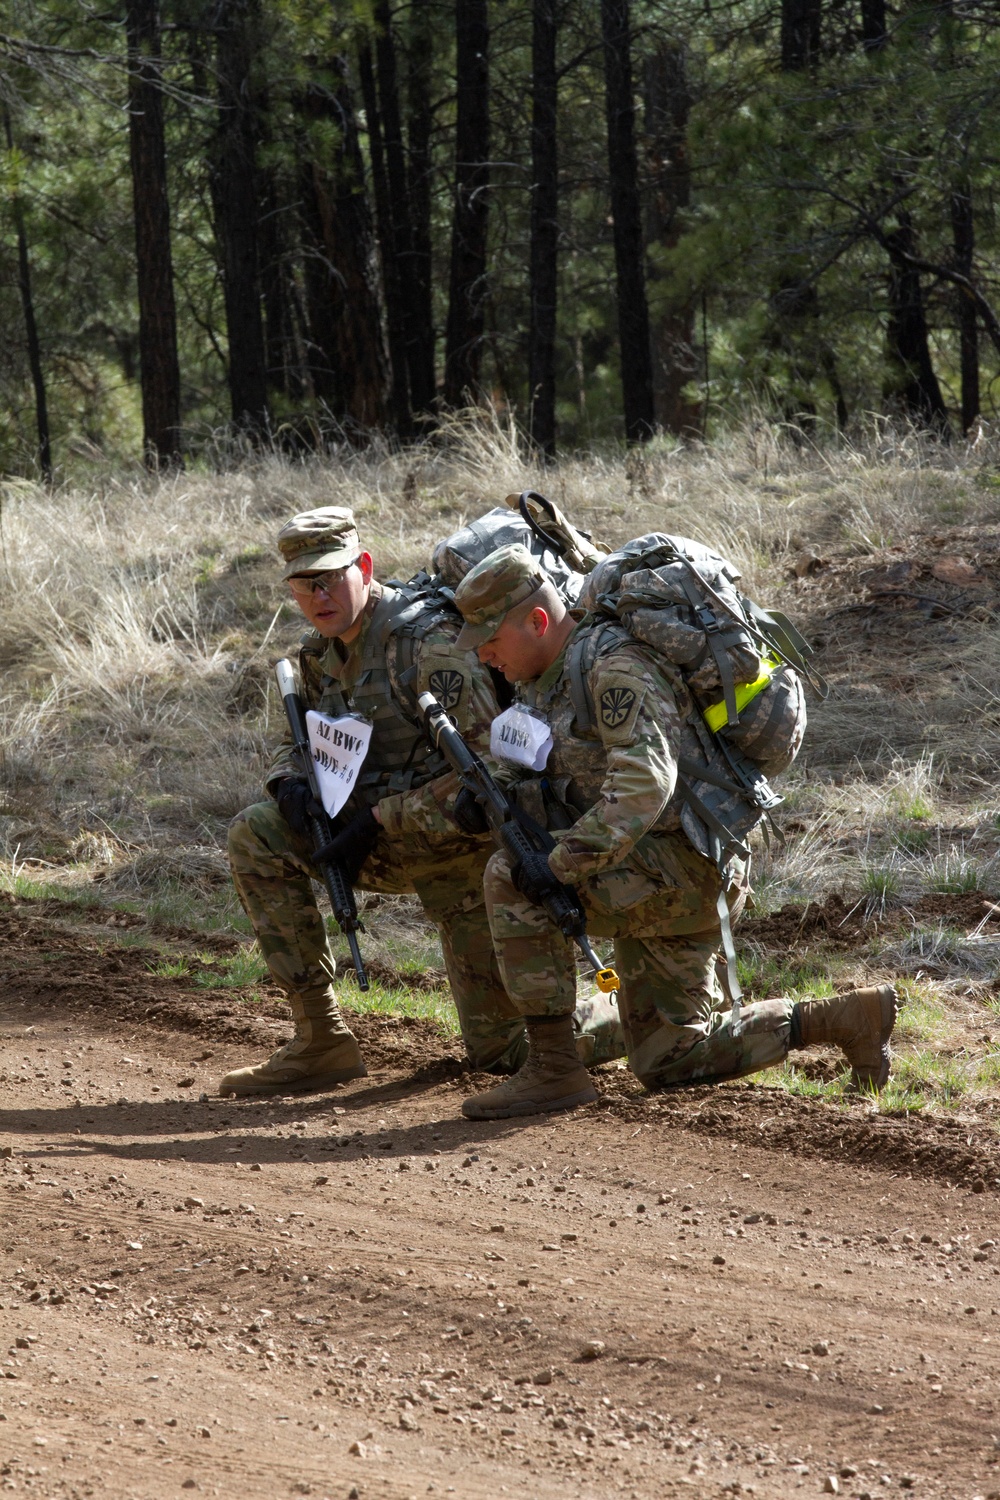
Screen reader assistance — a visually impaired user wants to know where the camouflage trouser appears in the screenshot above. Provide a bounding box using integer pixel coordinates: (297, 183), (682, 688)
(228, 801), (624, 1072)
(483, 835), (794, 1090)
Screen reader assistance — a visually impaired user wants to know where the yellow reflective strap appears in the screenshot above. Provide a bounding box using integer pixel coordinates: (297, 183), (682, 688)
(595, 966), (619, 994)
(702, 655), (777, 733)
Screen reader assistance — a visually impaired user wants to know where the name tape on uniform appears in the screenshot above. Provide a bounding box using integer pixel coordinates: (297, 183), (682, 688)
(306, 710), (373, 819)
(490, 706), (552, 772)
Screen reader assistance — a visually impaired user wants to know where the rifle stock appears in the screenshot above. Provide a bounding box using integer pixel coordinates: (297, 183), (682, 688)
(274, 658), (369, 991)
(418, 692), (618, 995)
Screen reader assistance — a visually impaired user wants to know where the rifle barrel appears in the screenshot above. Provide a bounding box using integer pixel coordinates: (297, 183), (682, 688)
(418, 691), (618, 995)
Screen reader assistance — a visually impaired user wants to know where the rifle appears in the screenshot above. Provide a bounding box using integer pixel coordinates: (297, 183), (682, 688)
(418, 692), (618, 995)
(275, 658), (370, 991)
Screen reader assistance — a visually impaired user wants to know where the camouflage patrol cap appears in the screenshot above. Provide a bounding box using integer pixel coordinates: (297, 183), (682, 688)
(276, 507), (361, 580)
(454, 543), (549, 649)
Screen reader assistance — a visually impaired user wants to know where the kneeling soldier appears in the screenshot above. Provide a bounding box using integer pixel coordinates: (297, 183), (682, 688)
(451, 545), (897, 1121)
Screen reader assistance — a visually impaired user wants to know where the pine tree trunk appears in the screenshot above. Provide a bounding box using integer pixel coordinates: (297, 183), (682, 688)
(643, 40), (699, 437)
(257, 98), (302, 407)
(600, 0), (654, 443)
(950, 183), (979, 434)
(444, 0), (490, 407)
(258, 167), (301, 404)
(860, 0), (887, 51)
(884, 215), (950, 434)
(374, 1), (432, 420)
(781, 0), (822, 71)
(406, 0), (436, 416)
(3, 107), (51, 480)
(213, 0), (269, 435)
(297, 60), (388, 432)
(528, 0), (558, 458)
(125, 0), (182, 467)
(358, 42), (410, 433)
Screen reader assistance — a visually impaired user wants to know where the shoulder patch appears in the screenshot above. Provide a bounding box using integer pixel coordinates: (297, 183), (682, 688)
(428, 666), (465, 712)
(600, 684), (637, 729)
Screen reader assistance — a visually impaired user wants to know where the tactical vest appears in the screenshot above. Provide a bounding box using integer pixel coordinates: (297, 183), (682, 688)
(300, 585), (452, 805)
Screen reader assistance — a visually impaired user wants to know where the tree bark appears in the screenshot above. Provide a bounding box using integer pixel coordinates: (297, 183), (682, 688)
(297, 59), (388, 432)
(125, 0), (182, 467)
(884, 214), (949, 434)
(3, 107), (51, 481)
(443, 0), (490, 408)
(781, 0), (822, 71)
(860, 0), (887, 51)
(528, 0), (558, 457)
(358, 41), (410, 433)
(212, 0), (269, 435)
(600, 0), (654, 443)
(406, 0), (436, 416)
(950, 183), (979, 434)
(257, 105), (302, 407)
(643, 39), (699, 437)
(373, 1), (432, 421)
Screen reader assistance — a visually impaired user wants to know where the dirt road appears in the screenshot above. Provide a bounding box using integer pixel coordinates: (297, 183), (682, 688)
(2, 906), (1000, 1500)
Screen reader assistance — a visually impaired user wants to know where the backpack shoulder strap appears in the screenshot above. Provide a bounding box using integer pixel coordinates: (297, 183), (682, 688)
(566, 620), (632, 736)
(381, 587), (458, 719)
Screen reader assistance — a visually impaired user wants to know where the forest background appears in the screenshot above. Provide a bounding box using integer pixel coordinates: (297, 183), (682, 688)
(2, 0), (999, 479)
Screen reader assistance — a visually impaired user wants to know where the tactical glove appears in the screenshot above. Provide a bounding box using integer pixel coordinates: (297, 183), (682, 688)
(275, 777), (322, 842)
(453, 786), (489, 836)
(314, 806), (380, 884)
(510, 847), (562, 905)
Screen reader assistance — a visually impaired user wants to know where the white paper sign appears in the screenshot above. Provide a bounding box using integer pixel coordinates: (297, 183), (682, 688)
(306, 711), (373, 819)
(490, 706), (552, 771)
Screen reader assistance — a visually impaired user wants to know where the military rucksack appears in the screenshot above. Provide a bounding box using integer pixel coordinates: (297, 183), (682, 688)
(427, 491), (605, 599)
(574, 532), (823, 857)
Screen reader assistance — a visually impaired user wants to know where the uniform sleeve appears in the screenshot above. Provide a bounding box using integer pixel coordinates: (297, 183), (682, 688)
(264, 636), (328, 792)
(546, 645), (682, 885)
(377, 626), (501, 839)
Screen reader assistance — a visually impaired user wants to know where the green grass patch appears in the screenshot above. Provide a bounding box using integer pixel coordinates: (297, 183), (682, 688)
(893, 979), (950, 1046)
(147, 955), (194, 980)
(117, 879), (254, 936)
(0, 867), (103, 908)
(925, 847), (994, 895)
(889, 789), (933, 822)
(887, 1051), (971, 1109)
(193, 947), (268, 989)
(750, 1059), (851, 1102)
(340, 976), (458, 1031)
(736, 948), (837, 1001)
(860, 862), (901, 910)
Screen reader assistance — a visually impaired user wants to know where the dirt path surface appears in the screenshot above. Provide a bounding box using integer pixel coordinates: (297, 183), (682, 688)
(3, 911), (1000, 1500)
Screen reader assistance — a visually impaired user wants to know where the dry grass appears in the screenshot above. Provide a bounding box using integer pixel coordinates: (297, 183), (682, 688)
(2, 410), (1000, 1103)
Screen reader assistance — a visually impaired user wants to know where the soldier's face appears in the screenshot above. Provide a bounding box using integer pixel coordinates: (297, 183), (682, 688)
(291, 552), (374, 642)
(477, 607), (553, 682)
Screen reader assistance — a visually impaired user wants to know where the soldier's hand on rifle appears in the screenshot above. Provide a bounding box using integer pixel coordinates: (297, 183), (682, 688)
(314, 806), (380, 884)
(275, 777), (322, 842)
(510, 847), (562, 905)
(453, 786), (489, 836)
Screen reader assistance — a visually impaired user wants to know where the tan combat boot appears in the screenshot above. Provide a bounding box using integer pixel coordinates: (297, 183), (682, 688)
(462, 1013), (598, 1120)
(219, 990), (366, 1098)
(794, 984), (898, 1089)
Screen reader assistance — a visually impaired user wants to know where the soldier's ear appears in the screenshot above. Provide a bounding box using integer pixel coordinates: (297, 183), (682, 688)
(357, 551), (374, 584)
(528, 606), (551, 638)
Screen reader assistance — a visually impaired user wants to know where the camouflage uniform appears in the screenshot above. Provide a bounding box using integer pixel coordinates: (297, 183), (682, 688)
(230, 579), (623, 1071)
(455, 555), (795, 1091)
